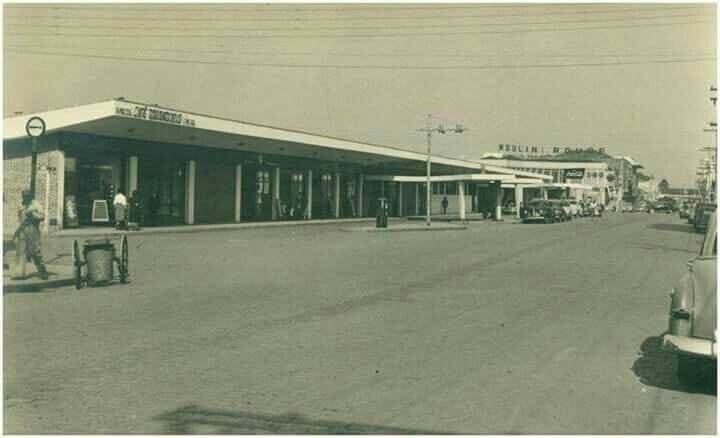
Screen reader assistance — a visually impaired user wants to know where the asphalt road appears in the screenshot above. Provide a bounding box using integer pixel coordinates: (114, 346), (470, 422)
(4, 212), (716, 434)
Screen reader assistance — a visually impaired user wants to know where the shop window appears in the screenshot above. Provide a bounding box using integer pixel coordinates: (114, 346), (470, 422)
(432, 183), (439, 195)
(446, 182), (458, 195)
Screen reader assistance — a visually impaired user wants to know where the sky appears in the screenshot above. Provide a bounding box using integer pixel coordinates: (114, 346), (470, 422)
(3, 2), (718, 186)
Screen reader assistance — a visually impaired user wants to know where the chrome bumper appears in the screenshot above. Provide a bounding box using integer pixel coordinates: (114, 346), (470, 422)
(663, 334), (717, 359)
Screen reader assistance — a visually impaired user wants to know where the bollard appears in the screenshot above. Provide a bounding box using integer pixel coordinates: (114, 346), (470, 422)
(83, 238), (115, 286)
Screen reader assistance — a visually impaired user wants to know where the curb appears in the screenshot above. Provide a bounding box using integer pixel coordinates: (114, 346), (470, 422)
(3, 276), (75, 293)
(341, 225), (468, 233)
(32, 218), (406, 239)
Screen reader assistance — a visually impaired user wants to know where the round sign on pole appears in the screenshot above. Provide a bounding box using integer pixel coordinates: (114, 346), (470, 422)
(25, 116), (46, 138)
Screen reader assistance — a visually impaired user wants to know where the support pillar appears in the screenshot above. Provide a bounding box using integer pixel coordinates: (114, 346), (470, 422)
(306, 169), (313, 220)
(515, 184), (524, 219)
(357, 174), (364, 217)
(495, 181), (503, 221)
(185, 160), (196, 225)
(235, 164), (242, 222)
(334, 172), (341, 218)
(542, 187), (549, 200)
(398, 183), (404, 217)
(458, 181), (466, 222)
(128, 156), (138, 195)
(56, 150), (65, 230)
(415, 183), (420, 216)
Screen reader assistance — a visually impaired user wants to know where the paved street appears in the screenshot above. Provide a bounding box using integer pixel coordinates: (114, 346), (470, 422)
(3, 213), (716, 434)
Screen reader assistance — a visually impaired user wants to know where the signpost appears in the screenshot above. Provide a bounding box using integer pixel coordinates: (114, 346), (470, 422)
(25, 116), (46, 196)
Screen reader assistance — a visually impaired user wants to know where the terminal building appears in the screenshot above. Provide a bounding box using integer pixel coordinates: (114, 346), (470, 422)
(3, 99), (552, 233)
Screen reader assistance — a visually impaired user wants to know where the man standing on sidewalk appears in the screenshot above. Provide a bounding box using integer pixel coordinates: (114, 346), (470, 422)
(13, 189), (48, 280)
(113, 188), (128, 230)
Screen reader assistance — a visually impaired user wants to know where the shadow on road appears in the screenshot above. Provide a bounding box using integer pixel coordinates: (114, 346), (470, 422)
(646, 223), (697, 234)
(153, 405), (446, 434)
(632, 333), (716, 396)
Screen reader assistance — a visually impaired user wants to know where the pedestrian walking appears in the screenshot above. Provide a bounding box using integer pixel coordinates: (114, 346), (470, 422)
(441, 196), (449, 215)
(113, 189), (128, 230)
(148, 190), (161, 226)
(13, 189), (49, 280)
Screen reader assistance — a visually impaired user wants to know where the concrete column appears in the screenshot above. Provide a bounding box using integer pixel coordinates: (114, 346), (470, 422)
(234, 164), (242, 222)
(334, 171), (341, 218)
(515, 184), (524, 219)
(542, 187), (549, 200)
(185, 160), (196, 225)
(415, 183), (420, 216)
(458, 181), (466, 222)
(495, 182), (503, 221)
(56, 150), (65, 230)
(306, 169), (313, 220)
(272, 167), (280, 220)
(398, 183), (404, 217)
(357, 174), (364, 217)
(128, 156), (138, 195)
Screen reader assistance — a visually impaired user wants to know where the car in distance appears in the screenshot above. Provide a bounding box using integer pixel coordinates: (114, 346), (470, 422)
(679, 202), (690, 219)
(520, 199), (558, 224)
(663, 212), (716, 384)
(654, 198), (675, 214)
(693, 203), (717, 233)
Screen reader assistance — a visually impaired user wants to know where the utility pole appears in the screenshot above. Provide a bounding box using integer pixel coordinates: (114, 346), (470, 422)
(417, 114), (467, 226)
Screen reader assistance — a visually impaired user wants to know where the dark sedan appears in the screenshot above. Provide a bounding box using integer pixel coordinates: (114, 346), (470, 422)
(520, 199), (560, 223)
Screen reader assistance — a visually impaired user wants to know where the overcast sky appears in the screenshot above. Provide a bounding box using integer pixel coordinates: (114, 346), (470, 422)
(3, 2), (717, 186)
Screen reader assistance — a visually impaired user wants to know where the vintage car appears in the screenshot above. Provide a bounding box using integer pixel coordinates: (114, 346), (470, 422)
(693, 203), (717, 233)
(678, 202), (690, 219)
(654, 199), (676, 214)
(520, 199), (559, 223)
(663, 212), (716, 384)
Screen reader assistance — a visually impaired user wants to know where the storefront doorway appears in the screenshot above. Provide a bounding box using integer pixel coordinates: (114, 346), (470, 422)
(137, 158), (186, 226)
(64, 152), (124, 226)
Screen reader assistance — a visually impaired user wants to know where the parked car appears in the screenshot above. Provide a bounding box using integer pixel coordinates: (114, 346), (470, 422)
(687, 203), (698, 224)
(634, 200), (649, 213)
(655, 199), (675, 213)
(622, 201), (634, 213)
(693, 203), (717, 233)
(679, 202), (690, 219)
(663, 212), (716, 384)
(520, 199), (559, 223)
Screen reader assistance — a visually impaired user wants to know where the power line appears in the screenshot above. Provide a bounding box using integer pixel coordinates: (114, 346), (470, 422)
(4, 5), (713, 23)
(5, 11), (712, 32)
(6, 48), (715, 70)
(6, 43), (712, 60)
(6, 19), (713, 39)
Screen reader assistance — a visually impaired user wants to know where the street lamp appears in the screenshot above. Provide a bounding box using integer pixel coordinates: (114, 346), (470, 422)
(417, 115), (467, 226)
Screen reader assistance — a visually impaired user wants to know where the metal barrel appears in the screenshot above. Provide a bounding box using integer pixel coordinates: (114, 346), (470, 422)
(83, 238), (114, 285)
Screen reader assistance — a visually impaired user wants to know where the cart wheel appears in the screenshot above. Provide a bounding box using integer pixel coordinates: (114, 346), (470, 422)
(119, 235), (129, 283)
(72, 240), (84, 290)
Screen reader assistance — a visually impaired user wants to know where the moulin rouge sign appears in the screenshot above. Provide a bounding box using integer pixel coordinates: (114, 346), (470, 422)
(115, 102), (197, 128)
(498, 144), (606, 155)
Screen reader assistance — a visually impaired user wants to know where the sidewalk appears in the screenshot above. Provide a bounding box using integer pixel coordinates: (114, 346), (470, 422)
(405, 214), (520, 224)
(25, 217), (400, 239)
(3, 263), (74, 293)
(342, 223), (467, 232)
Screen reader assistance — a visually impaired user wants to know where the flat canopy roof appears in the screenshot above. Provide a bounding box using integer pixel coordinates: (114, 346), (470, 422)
(4, 99), (552, 180)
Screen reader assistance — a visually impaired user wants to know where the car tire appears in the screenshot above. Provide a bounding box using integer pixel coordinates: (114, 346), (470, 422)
(677, 355), (700, 385)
